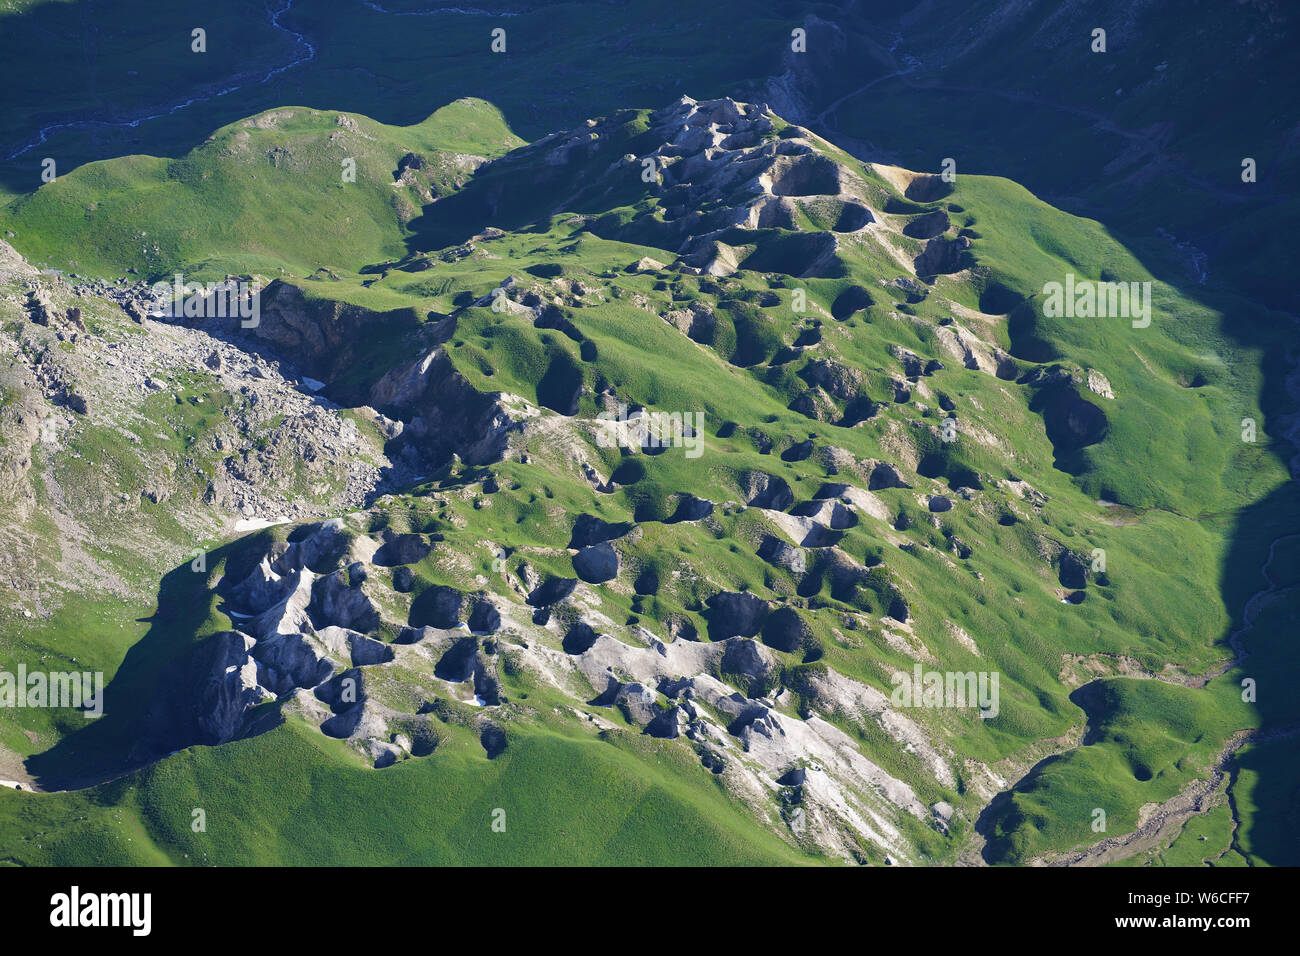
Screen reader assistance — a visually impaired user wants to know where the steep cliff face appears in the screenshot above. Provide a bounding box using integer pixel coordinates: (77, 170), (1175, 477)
(368, 348), (520, 467)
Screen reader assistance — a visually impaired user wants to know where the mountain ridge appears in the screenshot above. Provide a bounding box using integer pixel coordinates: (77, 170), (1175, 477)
(1, 92), (1297, 866)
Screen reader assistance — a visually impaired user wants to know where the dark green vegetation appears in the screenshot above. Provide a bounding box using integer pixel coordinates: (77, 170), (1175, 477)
(0, 0), (1296, 867)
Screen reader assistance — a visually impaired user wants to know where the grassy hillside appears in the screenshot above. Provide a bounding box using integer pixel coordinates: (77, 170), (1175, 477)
(1, 717), (809, 866)
(1, 92), (1295, 866)
(3, 98), (522, 278)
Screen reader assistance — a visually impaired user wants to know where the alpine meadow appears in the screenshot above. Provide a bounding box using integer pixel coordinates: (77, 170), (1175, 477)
(0, 0), (1297, 904)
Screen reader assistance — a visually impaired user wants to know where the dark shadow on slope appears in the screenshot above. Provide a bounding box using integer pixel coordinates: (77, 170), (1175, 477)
(22, 533), (283, 790)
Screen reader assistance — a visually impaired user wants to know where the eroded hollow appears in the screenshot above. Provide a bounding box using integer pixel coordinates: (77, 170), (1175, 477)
(781, 439), (814, 462)
(563, 621), (600, 654)
(526, 577), (578, 607)
(831, 286), (874, 321)
(409, 584), (463, 629)
(769, 154), (842, 197)
(833, 201), (874, 232)
(914, 237), (971, 276)
(904, 174), (954, 202)
(435, 637), (479, 683)
(903, 209), (950, 240)
(372, 533), (433, 567)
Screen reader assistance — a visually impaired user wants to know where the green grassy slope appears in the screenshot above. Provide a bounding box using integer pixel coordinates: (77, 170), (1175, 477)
(1, 93), (1295, 866)
(1, 717), (809, 866)
(3, 98), (522, 278)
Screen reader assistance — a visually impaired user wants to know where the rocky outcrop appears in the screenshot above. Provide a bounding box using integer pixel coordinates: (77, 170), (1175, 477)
(914, 236), (972, 276)
(720, 637), (775, 696)
(739, 471), (794, 510)
(426, 95), (878, 282)
(138, 631), (271, 752)
(370, 348), (519, 466)
(181, 279), (421, 391)
(758, 535), (808, 575)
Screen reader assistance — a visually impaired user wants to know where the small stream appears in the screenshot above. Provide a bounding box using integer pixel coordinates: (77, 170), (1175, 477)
(4, 0), (522, 163)
(4, 0), (317, 162)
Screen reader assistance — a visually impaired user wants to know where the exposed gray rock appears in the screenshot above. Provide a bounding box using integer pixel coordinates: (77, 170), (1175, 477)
(758, 534), (807, 575)
(721, 637), (775, 696)
(740, 471), (794, 510)
(644, 705), (687, 739)
(311, 569), (380, 632)
(193, 631), (270, 745)
(613, 683), (658, 725)
(250, 632), (334, 694)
